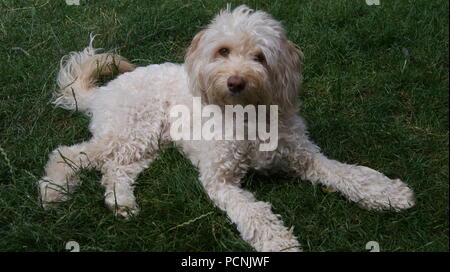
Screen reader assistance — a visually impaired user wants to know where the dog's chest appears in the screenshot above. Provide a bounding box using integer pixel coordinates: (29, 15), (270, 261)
(247, 141), (287, 172)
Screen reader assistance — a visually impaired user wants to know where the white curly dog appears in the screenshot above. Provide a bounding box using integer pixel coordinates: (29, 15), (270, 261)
(38, 5), (415, 252)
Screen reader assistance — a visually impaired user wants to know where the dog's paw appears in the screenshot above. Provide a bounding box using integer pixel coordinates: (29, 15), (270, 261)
(104, 193), (139, 219)
(114, 205), (140, 219)
(254, 225), (302, 252)
(353, 166), (415, 211)
(38, 178), (68, 208)
(260, 240), (302, 252)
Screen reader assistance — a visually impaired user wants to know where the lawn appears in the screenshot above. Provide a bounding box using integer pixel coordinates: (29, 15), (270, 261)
(0, 0), (448, 252)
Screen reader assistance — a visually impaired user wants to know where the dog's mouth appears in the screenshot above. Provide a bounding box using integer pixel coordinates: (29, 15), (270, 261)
(203, 70), (268, 107)
(223, 89), (265, 107)
(228, 89), (246, 99)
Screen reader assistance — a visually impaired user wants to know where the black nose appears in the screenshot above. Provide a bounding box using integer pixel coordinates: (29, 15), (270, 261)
(227, 76), (246, 93)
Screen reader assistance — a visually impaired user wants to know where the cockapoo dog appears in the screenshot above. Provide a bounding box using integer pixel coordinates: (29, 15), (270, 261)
(38, 5), (415, 252)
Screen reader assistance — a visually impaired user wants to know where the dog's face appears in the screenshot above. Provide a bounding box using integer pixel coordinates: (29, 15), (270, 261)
(185, 5), (303, 115)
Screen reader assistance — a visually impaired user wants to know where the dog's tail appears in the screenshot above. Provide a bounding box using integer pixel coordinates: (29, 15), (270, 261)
(52, 35), (135, 113)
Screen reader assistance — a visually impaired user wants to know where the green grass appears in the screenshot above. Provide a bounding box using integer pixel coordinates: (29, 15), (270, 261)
(0, 0), (448, 252)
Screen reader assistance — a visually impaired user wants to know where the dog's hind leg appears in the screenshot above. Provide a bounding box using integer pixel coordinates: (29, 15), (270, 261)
(100, 158), (153, 218)
(284, 124), (415, 211)
(38, 139), (103, 208)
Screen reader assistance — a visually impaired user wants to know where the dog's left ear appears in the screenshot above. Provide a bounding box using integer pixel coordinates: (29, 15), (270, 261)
(273, 39), (303, 114)
(285, 39), (303, 72)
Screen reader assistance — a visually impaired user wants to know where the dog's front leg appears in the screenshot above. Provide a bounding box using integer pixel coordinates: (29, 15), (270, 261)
(284, 130), (415, 211)
(199, 166), (300, 252)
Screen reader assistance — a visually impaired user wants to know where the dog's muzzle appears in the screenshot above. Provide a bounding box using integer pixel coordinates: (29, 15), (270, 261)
(227, 75), (246, 94)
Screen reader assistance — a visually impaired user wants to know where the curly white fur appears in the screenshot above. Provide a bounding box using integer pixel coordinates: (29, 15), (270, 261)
(38, 5), (415, 252)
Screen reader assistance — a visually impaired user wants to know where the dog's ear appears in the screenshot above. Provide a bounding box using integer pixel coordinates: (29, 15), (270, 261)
(271, 39), (303, 115)
(186, 30), (206, 60)
(286, 39), (303, 72)
(185, 29), (208, 100)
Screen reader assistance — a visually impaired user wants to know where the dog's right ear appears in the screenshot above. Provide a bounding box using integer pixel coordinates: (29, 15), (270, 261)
(186, 30), (206, 60)
(185, 29), (208, 100)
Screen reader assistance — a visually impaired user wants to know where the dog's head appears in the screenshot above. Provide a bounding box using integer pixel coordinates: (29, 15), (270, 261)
(185, 5), (303, 116)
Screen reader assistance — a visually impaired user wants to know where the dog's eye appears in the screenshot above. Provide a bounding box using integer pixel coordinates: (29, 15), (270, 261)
(254, 53), (265, 63)
(218, 48), (230, 57)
